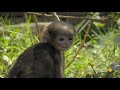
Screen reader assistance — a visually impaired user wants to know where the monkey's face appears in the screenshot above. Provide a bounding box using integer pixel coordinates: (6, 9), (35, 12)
(55, 34), (74, 51)
(47, 21), (75, 51)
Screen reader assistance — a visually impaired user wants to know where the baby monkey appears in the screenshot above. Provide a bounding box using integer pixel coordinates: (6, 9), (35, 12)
(6, 21), (75, 78)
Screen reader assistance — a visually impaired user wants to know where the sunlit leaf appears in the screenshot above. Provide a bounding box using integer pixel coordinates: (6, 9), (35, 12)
(2, 55), (9, 62)
(107, 67), (112, 72)
(93, 22), (105, 27)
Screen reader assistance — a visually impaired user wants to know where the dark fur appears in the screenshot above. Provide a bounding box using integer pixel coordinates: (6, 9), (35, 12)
(6, 42), (61, 78)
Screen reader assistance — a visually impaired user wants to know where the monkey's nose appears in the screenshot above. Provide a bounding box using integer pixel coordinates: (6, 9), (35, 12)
(65, 42), (70, 46)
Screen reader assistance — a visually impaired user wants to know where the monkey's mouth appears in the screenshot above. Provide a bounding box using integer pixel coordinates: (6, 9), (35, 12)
(57, 44), (70, 51)
(60, 45), (70, 50)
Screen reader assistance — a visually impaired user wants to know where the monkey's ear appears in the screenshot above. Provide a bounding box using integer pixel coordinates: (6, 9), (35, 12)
(41, 28), (50, 42)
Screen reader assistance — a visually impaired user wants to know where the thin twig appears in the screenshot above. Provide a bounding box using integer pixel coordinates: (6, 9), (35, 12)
(26, 12), (112, 21)
(89, 63), (97, 74)
(96, 43), (109, 58)
(51, 12), (60, 21)
(75, 19), (86, 32)
(76, 20), (91, 34)
(32, 15), (41, 41)
(65, 21), (91, 69)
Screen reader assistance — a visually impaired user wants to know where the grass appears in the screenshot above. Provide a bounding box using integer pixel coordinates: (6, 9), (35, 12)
(64, 20), (120, 78)
(0, 15), (120, 78)
(0, 15), (39, 77)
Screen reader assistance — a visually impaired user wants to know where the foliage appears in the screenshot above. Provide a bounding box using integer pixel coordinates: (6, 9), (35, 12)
(64, 12), (120, 78)
(0, 12), (120, 78)
(0, 15), (38, 77)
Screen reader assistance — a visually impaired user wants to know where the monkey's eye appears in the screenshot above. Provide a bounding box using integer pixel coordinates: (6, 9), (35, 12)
(59, 38), (64, 41)
(69, 37), (73, 41)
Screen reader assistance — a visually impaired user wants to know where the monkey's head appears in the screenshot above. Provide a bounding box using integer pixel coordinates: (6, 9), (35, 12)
(44, 21), (75, 51)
